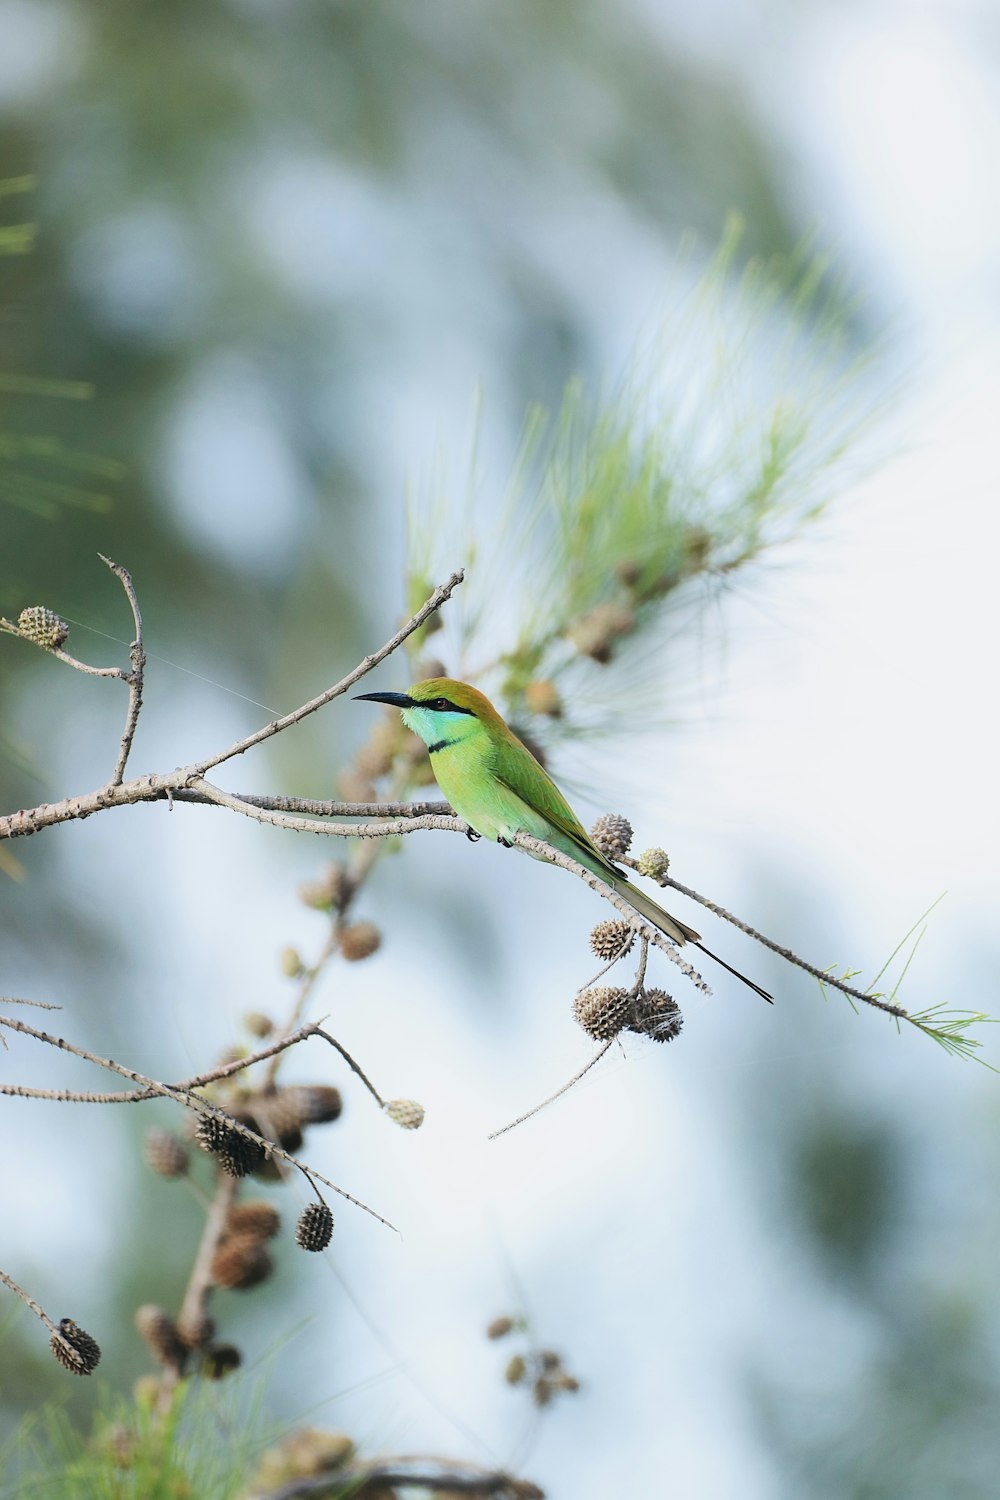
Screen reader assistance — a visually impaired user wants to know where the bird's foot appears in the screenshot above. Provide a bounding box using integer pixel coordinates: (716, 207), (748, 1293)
(465, 826), (481, 842)
(497, 836), (513, 848)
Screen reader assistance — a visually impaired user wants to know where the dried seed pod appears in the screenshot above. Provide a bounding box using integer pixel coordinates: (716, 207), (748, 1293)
(555, 1372), (581, 1392)
(339, 921), (381, 962)
(252, 1428), (356, 1486)
(245, 1008), (276, 1036)
(539, 1349), (561, 1372)
(505, 1354), (527, 1385)
(279, 944), (304, 979)
(143, 1126), (189, 1179)
(630, 989), (683, 1044)
(486, 1316), (515, 1340)
(134, 1305), (186, 1368)
(589, 918), (634, 961)
(17, 606), (69, 649)
(50, 1318), (101, 1375)
(290, 1084), (343, 1126)
(354, 738), (395, 781)
(176, 1310), (215, 1351)
(203, 1343), (242, 1379)
(589, 813), (633, 859)
(249, 1090), (308, 1148)
(573, 986), (630, 1041)
(195, 1113), (265, 1178)
(637, 847), (670, 880)
(295, 1202), (334, 1252)
(298, 863), (354, 912)
(384, 1098), (424, 1130)
(524, 679), (562, 717)
(226, 1200), (281, 1242)
(211, 1233), (274, 1290)
(566, 601), (635, 662)
(532, 1376), (554, 1408)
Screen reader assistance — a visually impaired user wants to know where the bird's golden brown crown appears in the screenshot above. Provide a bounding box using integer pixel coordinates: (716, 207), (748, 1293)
(406, 678), (506, 725)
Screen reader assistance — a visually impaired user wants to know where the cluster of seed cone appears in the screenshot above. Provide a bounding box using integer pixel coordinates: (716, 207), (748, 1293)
(133, 1298), (241, 1381)
(487, 1315), (580, 1410)
(573, 981), (683, 1044)
(569, 817), (684, 1044)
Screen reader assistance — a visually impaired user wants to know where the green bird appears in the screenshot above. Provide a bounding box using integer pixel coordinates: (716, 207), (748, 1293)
(356, 677), (771, 1002)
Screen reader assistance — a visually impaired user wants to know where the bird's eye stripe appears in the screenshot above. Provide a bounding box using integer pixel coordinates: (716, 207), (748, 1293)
(422, 696), (474, 715)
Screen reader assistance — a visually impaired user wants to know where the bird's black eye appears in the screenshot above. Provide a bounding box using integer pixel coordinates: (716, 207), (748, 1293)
(433, 698), (450, 711)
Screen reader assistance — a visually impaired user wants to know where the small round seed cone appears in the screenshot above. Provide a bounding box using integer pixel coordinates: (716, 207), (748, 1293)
(589, 813), (633, 858)
(17, 606), (69, 649)
(384, 1098), (424, 1130)
(246, 1006), (276, 1034)
(295, 1202), (334, 1251)
(279, 944), (304, 978)
(294, 1084), (344, 1126)
(195, 1113), (265, 1178)
(50, 1318), (101, 1375)
(637, 847), (670, 880)
(176, 1310), (215, 1351)
(339, 921), (381, 962)
(134, 1304), (186, 1368)
(629, 988), (683, 1043)
(226, 1200), (281, 1242)
(572, 986), (630, 1041)
(524, 679), (562, 717)
(143, 1126), (189, 1179)
(504, 1354), (527, 1385)
(203, 1342), (242, 1379)
(589, 918), (634, 961)
(249, 1090), (308, 1147)
(486, 1315), (514, 1340)
(211, 1233), (275, 1290)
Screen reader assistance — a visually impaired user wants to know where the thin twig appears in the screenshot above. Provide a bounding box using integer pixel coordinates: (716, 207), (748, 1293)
(315, 1027), (386, 1109)
(100, 555), (145, 787)
(489, 1040), (615, 1140)
(0, 1021), (327, 1104)
(191, 567), (465, 778)
(620, 858), (908, 1021)
(247, 1457), (533, 1500)
(0, 1268), (61, 1337)
(0, 567), (465, 843)
(0, 619), (127, 680)
(0, 1014), (394, 1229)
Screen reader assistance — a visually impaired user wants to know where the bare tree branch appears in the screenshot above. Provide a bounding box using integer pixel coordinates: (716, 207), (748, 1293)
(0, 1013), (395, 1230)
(0, 566), (465, 843)
(100, 555), (146, 786)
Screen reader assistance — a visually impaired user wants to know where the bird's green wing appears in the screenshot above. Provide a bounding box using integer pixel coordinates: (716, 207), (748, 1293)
(489, 723), (622, 878)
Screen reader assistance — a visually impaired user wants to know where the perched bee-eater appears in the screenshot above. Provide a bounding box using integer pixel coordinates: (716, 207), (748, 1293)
(356, 677), (771, 1001)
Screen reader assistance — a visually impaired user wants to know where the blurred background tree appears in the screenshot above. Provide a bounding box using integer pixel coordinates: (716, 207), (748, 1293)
(3, 1), (999, 1496)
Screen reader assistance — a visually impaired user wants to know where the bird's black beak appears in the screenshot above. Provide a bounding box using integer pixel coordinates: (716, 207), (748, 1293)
(353, 691), (416, 708)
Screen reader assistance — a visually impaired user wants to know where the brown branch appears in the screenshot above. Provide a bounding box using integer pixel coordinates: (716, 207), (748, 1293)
(619, 857), (909, 1021)
(0, 567), (465, 843)
(249, 1458), (539, 1500)
(169, 791), (453, 818)
(0, 1020), (327, 1104)
(0, 1268), (61, 1338)
(100, 555), (145, 786)
(0, 1014), (395, 1229)
(189, 778), (467, 840)
(488, 1040), (615, 1141)
(191, 567), (465, 778)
